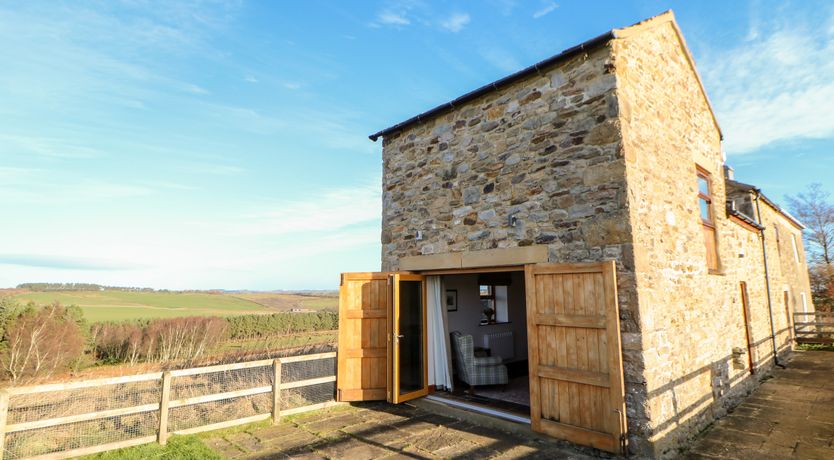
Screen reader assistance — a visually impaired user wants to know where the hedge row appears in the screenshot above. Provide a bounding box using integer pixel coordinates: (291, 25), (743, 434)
(226, 312), (338, 339)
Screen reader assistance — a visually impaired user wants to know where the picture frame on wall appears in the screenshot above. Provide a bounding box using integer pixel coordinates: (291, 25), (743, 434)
(445, 289), (458, 312)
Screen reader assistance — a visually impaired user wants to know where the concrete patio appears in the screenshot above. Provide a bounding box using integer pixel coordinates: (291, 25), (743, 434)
(684, 350), (834, 460)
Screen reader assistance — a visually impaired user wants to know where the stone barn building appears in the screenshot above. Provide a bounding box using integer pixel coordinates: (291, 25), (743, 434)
(336, 11), (813, 459)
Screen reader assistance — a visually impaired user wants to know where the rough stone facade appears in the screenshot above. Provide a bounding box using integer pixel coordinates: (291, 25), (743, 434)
(374, 12), (813, 460)
(612, 18), (809, 457)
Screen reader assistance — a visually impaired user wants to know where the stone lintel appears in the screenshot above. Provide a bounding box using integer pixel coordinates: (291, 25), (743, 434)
(399, 246), (549, 271)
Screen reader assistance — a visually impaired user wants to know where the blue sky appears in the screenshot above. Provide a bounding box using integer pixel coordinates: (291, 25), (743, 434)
(1, 0), (833, 290)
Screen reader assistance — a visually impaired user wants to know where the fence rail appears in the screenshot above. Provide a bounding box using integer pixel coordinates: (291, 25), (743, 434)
(794, 311), (834, 344)
(0, 352), (339, 460)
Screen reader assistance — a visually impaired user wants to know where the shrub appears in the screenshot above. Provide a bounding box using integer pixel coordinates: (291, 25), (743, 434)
(93, 317), (229, 364)
(226, 312), (338, 340)
(0, 303), (86, 383)
(143, 316), (228, 362)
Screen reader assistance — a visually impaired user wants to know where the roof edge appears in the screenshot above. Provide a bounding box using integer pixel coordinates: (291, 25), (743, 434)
(612, 10), (723, 140)
(726, 179), (806, 230)
(368, 30), (615, 142)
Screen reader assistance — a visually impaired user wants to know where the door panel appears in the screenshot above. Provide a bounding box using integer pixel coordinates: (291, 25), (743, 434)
(337, 273), (390, 402)
(392, 274), (428, 403)
(525, 262), (627, 455)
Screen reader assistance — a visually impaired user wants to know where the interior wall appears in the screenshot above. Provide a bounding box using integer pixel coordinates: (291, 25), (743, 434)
(444, 271), (528, 362)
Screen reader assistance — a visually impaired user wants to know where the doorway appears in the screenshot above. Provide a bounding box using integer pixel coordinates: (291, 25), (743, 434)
(428, 270), (530, 418)
(336, 261), (628, 455)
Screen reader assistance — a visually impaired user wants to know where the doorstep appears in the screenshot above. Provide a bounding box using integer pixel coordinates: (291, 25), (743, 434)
(413, 395), (544, 439)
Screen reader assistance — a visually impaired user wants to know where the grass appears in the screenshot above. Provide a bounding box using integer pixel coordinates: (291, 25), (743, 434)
(797, 343), (834, 352)
(232, 292), (338, 312)
(80, 436), (221, 460)
(80, 417), (278, 460)
(11, 290), (339, 322)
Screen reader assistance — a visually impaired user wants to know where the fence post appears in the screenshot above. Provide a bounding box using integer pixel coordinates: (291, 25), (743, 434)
(158, 372), (172, 445)
(0, 390), (9, 460)
(272, 359), (282, 425)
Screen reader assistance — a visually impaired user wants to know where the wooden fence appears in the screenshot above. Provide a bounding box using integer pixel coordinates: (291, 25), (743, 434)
(794, 311), (834, 344)
(0, 352), (339, 460)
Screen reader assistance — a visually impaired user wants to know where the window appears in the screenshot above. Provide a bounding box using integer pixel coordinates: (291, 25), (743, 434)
(791, 234), (801, 264)
(479, 284), (508, 324)
(801, 292), (808, 313)
(697, 166), (719, 272)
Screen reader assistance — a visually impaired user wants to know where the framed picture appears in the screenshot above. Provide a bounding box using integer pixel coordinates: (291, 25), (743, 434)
(445, 289), (458, 312)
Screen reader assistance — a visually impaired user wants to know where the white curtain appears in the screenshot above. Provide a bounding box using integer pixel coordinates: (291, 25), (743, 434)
(426, 276), (453, 391)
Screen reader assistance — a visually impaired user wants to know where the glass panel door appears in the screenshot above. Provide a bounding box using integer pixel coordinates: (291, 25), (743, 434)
(392, 274), (428, 403)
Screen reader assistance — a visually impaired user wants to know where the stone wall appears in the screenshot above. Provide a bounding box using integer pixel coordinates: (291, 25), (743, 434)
(378, 42), (651, 444)
(758, 201), (814, 335)
(612, 19), (792, 458)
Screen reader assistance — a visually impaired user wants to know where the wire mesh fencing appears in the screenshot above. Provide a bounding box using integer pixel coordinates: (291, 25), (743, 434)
(0, 352), (338, 460)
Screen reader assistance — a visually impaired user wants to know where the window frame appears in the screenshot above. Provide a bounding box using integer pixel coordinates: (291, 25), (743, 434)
(696, 165), (720, 273)
(696, 167), (714, 226)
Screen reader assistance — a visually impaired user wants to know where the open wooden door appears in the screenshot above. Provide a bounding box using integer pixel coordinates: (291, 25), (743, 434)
(524, 261), (627, 455)
(337, 273), (390, 402)
(391, 274), (428, 403)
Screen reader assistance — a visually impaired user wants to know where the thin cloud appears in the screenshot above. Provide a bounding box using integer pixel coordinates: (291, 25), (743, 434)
(701, 10), (834, 154)
(212, 183), (381, 237)
(179, 162), (245, 175)
(533, 2), (558, 19)
(0, 254), (149, 271)
(479, 46), (522, 72)
(283, 82), (303, 90)
(439, 13), (470, 32)
(0, 134), (102, 159)
(378, 11), (410, 26)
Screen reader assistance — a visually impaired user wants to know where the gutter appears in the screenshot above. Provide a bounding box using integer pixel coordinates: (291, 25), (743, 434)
(753, 190), (785, 369)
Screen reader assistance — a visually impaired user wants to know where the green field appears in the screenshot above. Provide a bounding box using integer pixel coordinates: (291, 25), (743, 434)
(11, 290), (274, 322)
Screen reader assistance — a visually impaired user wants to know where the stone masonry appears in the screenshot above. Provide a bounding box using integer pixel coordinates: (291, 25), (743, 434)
(373, 11), (814, 459)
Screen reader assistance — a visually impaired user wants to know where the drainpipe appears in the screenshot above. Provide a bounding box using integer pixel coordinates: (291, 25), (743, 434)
(753, 191), (784, 368)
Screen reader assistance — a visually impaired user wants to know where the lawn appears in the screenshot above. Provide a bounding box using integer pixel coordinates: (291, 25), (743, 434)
(12, 290), (273, 322)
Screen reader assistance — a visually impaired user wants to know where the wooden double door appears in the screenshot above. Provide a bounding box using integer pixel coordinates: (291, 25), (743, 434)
(337, 273), (428, 404)
(336, 262), (627, 455)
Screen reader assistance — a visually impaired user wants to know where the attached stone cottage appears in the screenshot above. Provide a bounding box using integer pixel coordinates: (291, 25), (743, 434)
(336, 11), (813, 459)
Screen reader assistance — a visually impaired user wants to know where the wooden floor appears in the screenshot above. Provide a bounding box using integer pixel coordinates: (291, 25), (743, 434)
(685, 350), (834, 460)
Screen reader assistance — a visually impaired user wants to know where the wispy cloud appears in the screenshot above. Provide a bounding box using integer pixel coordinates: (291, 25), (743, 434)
(439, 12), (470, 32)
(0, 134), (102, 159)
(211, 183), (381, 237)
(378, 10), (411, 26)
(185, 83), (209, 94)
(532, 2), (558, 19)
(178, 161), (245, 176)
(0, 254), (149, 271)
(479, 46), (522, 72)
(701, 9), (834, 154)
(282, 82), (303, 90)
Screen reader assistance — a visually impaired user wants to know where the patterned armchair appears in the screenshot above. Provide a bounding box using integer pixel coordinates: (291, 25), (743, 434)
(450, 331), (508, 388)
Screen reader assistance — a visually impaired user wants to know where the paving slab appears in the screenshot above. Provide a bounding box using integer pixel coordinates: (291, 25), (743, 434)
(206, 402), (598, 459)
(685, 351), (834, 459)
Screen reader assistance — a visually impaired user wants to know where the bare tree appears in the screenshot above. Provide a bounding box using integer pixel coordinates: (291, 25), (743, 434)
(787, 183), (834, 265)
